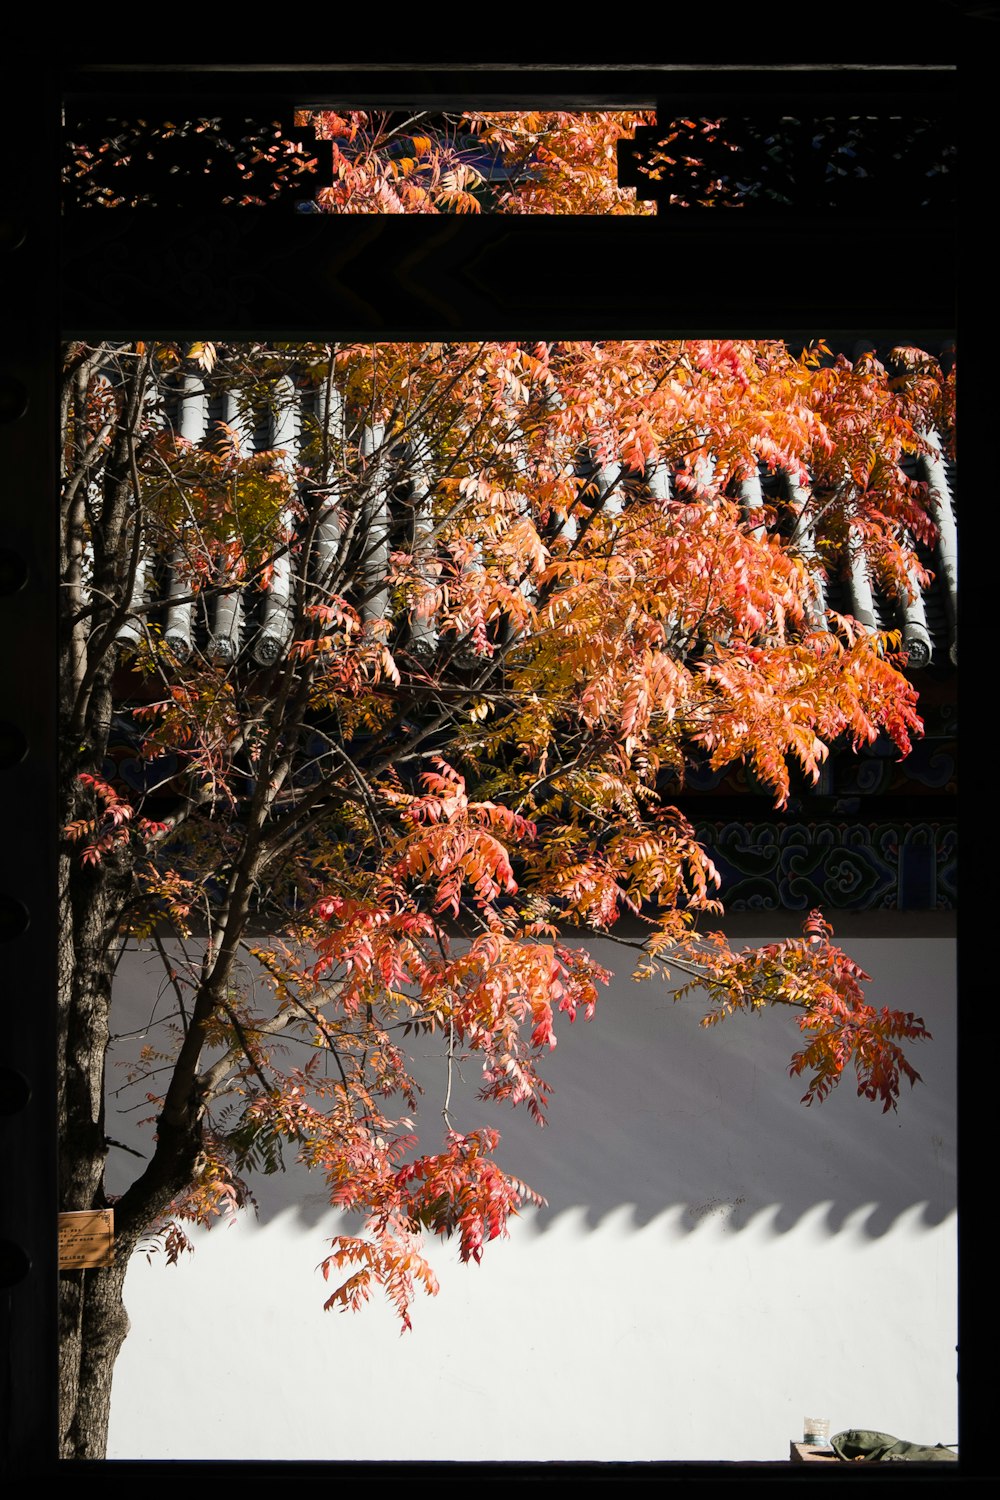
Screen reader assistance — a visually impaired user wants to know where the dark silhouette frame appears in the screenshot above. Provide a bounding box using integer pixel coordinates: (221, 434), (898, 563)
(1, 36), (976, 1480)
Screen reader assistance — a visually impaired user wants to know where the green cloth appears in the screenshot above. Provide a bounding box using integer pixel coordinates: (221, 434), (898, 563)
(831, 1429), (958, 1463)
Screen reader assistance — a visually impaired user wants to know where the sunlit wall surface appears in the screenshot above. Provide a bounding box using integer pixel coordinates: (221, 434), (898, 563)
(106, 924), (956, 1462)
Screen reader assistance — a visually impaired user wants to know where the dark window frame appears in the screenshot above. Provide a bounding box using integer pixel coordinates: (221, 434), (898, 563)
(2, 46), (976, 1478)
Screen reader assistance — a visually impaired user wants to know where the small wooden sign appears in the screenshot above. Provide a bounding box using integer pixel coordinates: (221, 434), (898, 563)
(58, 1209), (115, 1269)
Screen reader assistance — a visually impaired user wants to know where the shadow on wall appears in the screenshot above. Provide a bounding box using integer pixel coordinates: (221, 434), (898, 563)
(107, 933), (956, 1244)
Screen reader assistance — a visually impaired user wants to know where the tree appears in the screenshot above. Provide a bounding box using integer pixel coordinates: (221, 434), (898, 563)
(58, 333), (950, 1458)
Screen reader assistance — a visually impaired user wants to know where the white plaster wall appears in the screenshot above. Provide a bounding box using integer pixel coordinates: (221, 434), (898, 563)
(105, 926), (956, 1462)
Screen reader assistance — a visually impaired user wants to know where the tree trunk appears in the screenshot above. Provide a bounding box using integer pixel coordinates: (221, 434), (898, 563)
(57, 843), (208, 1456)
(58, 1257), (132, 1460)
(57, 818), (145, 1459)
(57, 846), (122, 1459)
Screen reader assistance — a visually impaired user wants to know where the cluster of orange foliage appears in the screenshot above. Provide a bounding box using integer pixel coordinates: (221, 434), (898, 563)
(302, 110), (655, 214)
(63, 335), (951, 1325)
